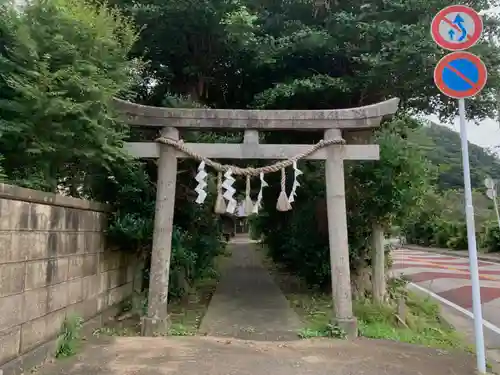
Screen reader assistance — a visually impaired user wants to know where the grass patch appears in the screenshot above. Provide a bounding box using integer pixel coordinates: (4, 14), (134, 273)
(55, 315), (83, 358)
(288, 293), (333, 331)
(265, 252), (467, 349)
(355, 293), (468, 349)
(166, 275), (220, 336)
(94, 254), (227, 338)
(288, 289), (467, 349)
(93, 275), (219, 337)
(298, 324), (346, 339)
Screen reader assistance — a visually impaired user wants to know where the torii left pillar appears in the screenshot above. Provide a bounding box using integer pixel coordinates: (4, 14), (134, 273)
(141, 127), (178, 336)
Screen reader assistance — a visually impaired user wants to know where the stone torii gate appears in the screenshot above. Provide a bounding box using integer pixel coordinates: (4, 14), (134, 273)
(115, 97), (400, 337)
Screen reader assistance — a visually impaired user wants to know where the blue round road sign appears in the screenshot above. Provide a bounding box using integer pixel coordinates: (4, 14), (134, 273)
(434, 51), (487, 99)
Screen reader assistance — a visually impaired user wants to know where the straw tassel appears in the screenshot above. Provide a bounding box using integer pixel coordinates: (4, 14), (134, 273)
(276, 168), (292, 211)
(244, 175), (254, 216)
(214, 171), (227, 214)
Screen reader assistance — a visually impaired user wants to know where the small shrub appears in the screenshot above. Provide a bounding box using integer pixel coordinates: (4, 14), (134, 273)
(355, 293), (465, 349)
(386, 276), (409, 301)
(120, 291), (148, 316)
(404, 214), (475, 251)
(445, 221), (468, 250)
(55, 315), (83, 358)
(298, 323), (346, 339)
(248, 216), (262, 241)
(355, 299), (396, 324)
(168, 323), (195, 336)
(480, 222), (500, 252)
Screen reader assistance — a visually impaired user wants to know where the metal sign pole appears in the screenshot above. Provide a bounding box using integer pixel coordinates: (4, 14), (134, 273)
(458, 98), (486, 374)
(431, 7), (488, 373)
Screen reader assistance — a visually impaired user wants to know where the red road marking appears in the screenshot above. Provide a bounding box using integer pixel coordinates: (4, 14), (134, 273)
(392, 263), (435, 270)
(404, 271), (479, 283)
(401, 256), (492, 268)
(438, 285), (500, 309)
(392, 264), (458, 272)
(404, 255), (459, 261)
(393, 264), (500, 279)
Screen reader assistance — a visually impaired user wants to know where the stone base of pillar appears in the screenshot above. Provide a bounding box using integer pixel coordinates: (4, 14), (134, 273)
(141, 316), (170, 336)
(334, 317), (358, 338)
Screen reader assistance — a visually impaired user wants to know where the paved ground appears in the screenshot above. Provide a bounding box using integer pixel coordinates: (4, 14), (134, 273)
(37, 336), (478, 375)
(199, 235), (303, 340)
(392, 247), (500, 349)
(34, 237), (479, 375)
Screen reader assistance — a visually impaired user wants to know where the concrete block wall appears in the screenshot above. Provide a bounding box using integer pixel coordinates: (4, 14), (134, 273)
(0, 184), (141, 374)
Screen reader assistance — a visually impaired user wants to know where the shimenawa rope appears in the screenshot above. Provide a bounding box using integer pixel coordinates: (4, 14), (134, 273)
(155, 136), (345, 176)
(157, 135), (345, 213)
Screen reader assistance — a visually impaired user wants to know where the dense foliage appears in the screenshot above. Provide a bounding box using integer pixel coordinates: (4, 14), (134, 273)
(255, 116), (435, 287)
(403, 188), (500, 252)
(402, 123), (500, 253)
(1, 0), (500, 300)
(0, 0), (139, 192)
(0, 0), (224, 299)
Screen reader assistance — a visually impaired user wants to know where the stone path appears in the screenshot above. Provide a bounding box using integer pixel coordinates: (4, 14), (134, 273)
(198, 234), (303, 340)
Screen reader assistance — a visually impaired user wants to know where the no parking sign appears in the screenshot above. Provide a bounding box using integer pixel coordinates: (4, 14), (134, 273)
(433, 51), (487, 99)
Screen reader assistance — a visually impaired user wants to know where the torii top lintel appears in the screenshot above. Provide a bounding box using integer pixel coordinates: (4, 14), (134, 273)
(113, 97), (400, 130)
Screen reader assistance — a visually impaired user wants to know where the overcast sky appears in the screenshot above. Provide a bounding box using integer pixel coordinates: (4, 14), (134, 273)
(426, 5), (500, 151)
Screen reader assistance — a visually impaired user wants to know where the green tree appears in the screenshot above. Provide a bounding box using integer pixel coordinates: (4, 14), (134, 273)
(347, 117), (435, 232)
(102, 0), (260, 105)
(0, 0), (140, 193)
(255, 116), (434, 288)
(3, 0), (498, 297)
(107, 0), (500, 288)
(0, 0), (227, 300)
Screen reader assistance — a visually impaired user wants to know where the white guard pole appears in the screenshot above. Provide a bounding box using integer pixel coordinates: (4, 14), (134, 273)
(459, 98), (486, 374)
(494, 193), (500, 231)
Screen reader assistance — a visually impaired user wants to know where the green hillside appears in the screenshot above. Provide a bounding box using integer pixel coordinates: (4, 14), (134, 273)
(404, 122), (500, 248)
(414, 122), (500, 191)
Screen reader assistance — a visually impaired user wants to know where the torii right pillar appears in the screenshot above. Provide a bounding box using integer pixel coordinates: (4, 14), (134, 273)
(324, 128), (358, 337)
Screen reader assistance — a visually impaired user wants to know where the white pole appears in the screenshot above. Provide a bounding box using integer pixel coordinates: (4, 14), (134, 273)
(493, 192), (500, 231)
(459, 98), (486, 374)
